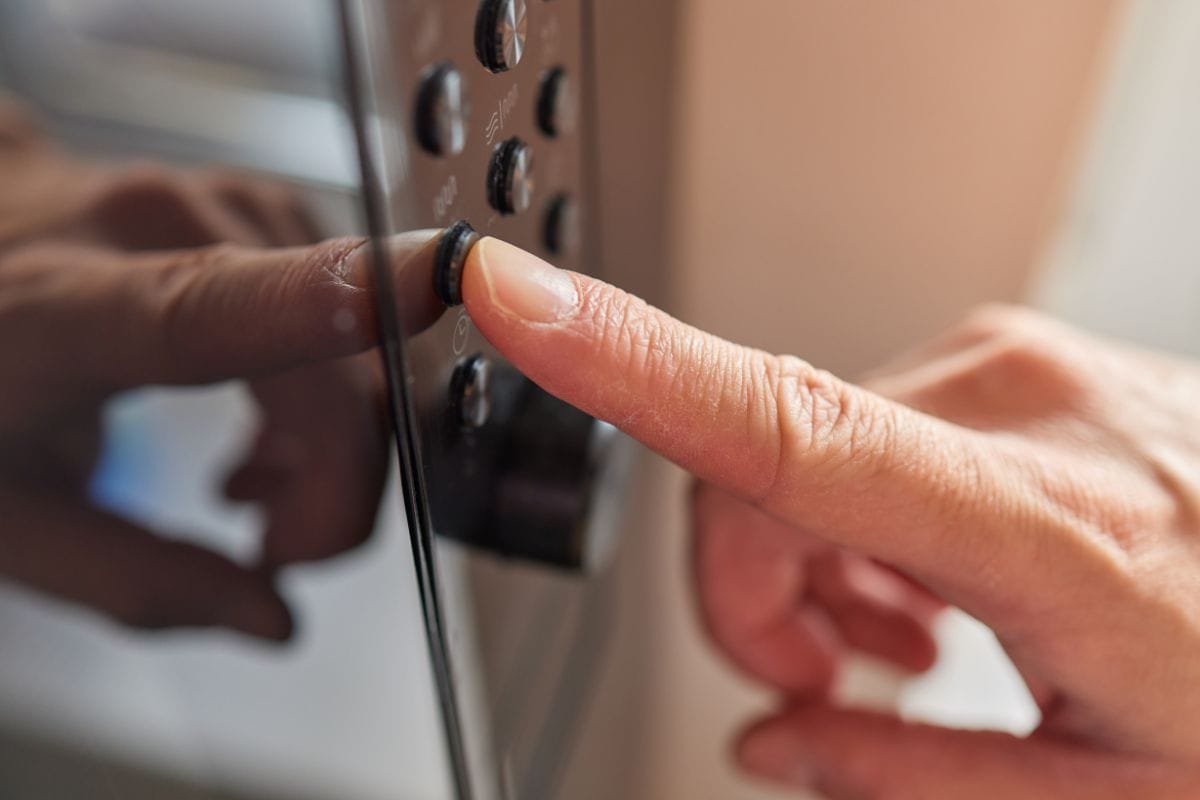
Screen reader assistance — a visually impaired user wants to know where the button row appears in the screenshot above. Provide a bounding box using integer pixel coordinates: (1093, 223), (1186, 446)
(415, 2), (574, 259)
(413, 63), (574, 222)
(414, 64), (574, 158)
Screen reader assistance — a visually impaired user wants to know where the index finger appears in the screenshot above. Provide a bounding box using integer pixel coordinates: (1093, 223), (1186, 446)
(460, 237), (1032, 598)
(9, 231), (442, 389)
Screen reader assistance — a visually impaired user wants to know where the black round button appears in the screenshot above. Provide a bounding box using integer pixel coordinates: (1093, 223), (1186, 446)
(543, 194), (580, 257)
(414, 63), (468, 157)
(487, 137), (534, 215)
(536, 67), (576, 138)
(475, 0), (528, 74)
(433, 219), (480, 306)
(451, 354), (492, 430)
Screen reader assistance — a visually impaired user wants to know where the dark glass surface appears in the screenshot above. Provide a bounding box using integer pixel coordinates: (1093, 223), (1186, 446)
(0, 1), (631, 797)
(0, 2), (456, 798)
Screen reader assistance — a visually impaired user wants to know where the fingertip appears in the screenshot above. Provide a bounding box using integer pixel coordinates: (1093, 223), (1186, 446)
(733, 711), (783, 766)
(904, 630), (940, 673)
(845, 606), (940, 673)
(220, 582), (295, 642)
(721, 606), (842, 695)
(462, 236), (580, 325)
(734, 711), (821, 787)
(811, 553), (942, 673)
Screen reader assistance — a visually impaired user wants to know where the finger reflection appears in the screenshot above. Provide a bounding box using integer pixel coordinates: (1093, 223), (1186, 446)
(377, 228), (450, 338)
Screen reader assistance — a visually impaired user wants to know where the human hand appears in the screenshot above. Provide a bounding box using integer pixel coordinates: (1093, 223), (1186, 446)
(459, 237), (1200, 798)
(0, 99), (441, 640)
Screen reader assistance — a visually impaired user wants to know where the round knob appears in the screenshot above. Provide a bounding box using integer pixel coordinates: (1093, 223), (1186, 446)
(414, 63), (468, 157)
(425, 365), (631, 573)
(474, 0), (528, 74)
(451, 354), (493, 431)
(491, 384), (629, 571)
(536, 67), (576, 138)
(542, 194), (581, 257)
(487, 137), (534, 215)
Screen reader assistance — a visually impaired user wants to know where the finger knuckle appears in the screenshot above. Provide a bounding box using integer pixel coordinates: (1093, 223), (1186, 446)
(986, 332), (1061, 371)
(89, 162), (191, 222)
(979, 333), (1089, 399)
(103, 161), (183, 199)
(196, 165), (244, 189)
(960, 302), (1039, 339)
(257, 182), (296, 211)
(763, 355), (897, 499)
(212, 172), (293, 212)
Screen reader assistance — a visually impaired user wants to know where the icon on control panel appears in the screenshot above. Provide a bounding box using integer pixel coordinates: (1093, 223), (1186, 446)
(475, 0), (528, 74)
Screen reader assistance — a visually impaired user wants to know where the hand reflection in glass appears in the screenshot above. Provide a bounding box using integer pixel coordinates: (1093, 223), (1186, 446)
(0, 99), (442, 640)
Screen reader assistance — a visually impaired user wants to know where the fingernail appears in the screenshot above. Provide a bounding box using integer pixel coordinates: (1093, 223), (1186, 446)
(739, 727), (820, 786)
(471, 236), (578, 323)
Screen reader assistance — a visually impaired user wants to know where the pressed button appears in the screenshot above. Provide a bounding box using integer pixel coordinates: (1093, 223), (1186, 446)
(475, 0), (528, 74)
(487, 137), (534, 215)
(433, 219), (480, 306)
(542, 194), (580, 257)
(414, 63), (468, 157)
(536, 67), (575, 138)
(451, 354), (492, 430)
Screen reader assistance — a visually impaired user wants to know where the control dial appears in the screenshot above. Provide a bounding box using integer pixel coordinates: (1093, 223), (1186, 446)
(451, 354), (493, 431)
(536, 67), (576, 138)
(543, 194), (580, 257)
(428, 365), (628, 572)
(414, 63), (468, 157)
(487, 137), (534, 215)
(490, 384), (628, 571)
(475, 0), (528, 74)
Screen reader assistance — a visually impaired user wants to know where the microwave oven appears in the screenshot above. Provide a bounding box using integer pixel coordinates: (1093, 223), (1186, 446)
(0, 1), (677, 798)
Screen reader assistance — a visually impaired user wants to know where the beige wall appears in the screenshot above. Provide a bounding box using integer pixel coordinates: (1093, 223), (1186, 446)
(670, 1), (1121, 375)
(569, 2), (1125, 799)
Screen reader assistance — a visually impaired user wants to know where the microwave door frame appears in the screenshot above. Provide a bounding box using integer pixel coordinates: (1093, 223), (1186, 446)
(335, 3), (474, 799)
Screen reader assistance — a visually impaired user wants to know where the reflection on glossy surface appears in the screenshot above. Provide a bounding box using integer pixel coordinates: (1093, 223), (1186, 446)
(0, 0), (638, 795)
(355, 0), (622, 794)
(0, 78), (456, 798)
(390, 230), (451, 336)
(0, 117), (449, 639)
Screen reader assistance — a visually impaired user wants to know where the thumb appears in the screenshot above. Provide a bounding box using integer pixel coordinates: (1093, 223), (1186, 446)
(736, 704), (1193, 800)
